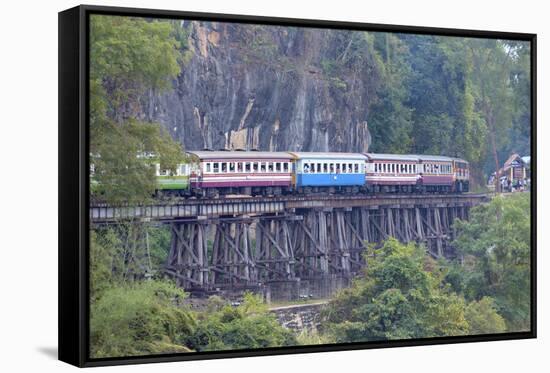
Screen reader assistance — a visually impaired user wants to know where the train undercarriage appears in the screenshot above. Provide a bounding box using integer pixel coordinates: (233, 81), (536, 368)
(154, 180), (470, 200)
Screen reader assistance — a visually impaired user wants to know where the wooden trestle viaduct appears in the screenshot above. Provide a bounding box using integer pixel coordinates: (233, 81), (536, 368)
(90, 194), (488, 300)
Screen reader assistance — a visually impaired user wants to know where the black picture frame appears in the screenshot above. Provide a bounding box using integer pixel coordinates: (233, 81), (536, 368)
(58, 4), (537, 367)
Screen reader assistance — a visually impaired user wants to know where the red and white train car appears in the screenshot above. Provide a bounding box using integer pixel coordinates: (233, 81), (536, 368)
(187, 151), (293, 197)
(418, 155), (454, 192)
(364, 153), (420, 192)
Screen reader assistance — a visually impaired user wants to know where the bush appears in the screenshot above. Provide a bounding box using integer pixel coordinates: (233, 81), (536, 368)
(323, 239), (469, 342)
(184, 293), (296, 351)
(90, 280), (195, 358)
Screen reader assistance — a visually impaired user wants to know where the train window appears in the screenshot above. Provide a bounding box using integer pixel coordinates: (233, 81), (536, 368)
(213, 163), (219, 173)
(253, 162), (259, 172)
(335, 163), (341, 173)
(309, 163), (315, 173)
(329, 163), (334, 173)
(283, 162), (289, 172)
(267, 162), (273, 172)
(260, 162), (266, 172)
(322, 163), (327, 173)
(229, 162), (235, 172)
(315, 163), (321, 173)
(275, 162), (281, 172)
(205, 163), (211, 173)
(354, 163), (359, 173)
(220, 163), (226, 172)
(237, 162), (243, 172)
(245, 162), (251, 172)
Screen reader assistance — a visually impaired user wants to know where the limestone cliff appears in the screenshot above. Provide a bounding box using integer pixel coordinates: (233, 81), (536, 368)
(142, 21), (374, 152)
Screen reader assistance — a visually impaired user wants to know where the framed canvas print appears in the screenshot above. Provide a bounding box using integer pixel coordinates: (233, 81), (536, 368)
(58, 4), (536, 367)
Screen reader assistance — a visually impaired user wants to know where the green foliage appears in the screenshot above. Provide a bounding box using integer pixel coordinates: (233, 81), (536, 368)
(465, 297), (506, 334)
(146, 225), (172, 269)
(90, 224), (172, 300)
(90, 229), (121, 302)
(368, 34), (413, 154)
(90, 280), (195, 358)
(184, 293), (296, 351)
(323, 239), (469, 342)
(90, 15), (187, 204)
(364, 34), (529, 187)
(453, 193), (531, 332)
(296, 329), (331, 345)
(90, 15), (181, 118)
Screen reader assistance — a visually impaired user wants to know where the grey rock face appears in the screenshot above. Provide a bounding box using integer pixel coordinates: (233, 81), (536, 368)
(143, 21), (373, 153)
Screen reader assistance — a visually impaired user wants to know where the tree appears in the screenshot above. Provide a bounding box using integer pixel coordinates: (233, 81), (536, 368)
(90, 15), (187, 204)
(90, 280), (196, 358)
(184, 293), (296, 351)
(367, 33), (413, 154)
(465, 297), (506, 334)
(453, 193), (530, 331)
(323, 239), (469, 342)
(466, 40), (519, 191)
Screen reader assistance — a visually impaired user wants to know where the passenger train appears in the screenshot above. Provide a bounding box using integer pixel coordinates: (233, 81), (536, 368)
(145, 150), (470, 198)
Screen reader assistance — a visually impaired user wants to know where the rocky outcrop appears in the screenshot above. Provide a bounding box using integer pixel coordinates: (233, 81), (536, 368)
(143, 21), (374, 152)
(270, 302), (327, 332)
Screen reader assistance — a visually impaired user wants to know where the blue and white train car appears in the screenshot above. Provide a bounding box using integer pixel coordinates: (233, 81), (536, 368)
(289, 152), (367, 191)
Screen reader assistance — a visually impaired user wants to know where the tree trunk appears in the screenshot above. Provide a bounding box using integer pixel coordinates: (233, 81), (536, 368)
(486, 109), (501, 193)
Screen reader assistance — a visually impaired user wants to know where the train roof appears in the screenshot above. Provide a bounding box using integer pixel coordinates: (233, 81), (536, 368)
(364, 153), (420, 161)
(417, 155), (454, 162)
(288, 152), (367, 160)
(186, 151), (293, 160)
